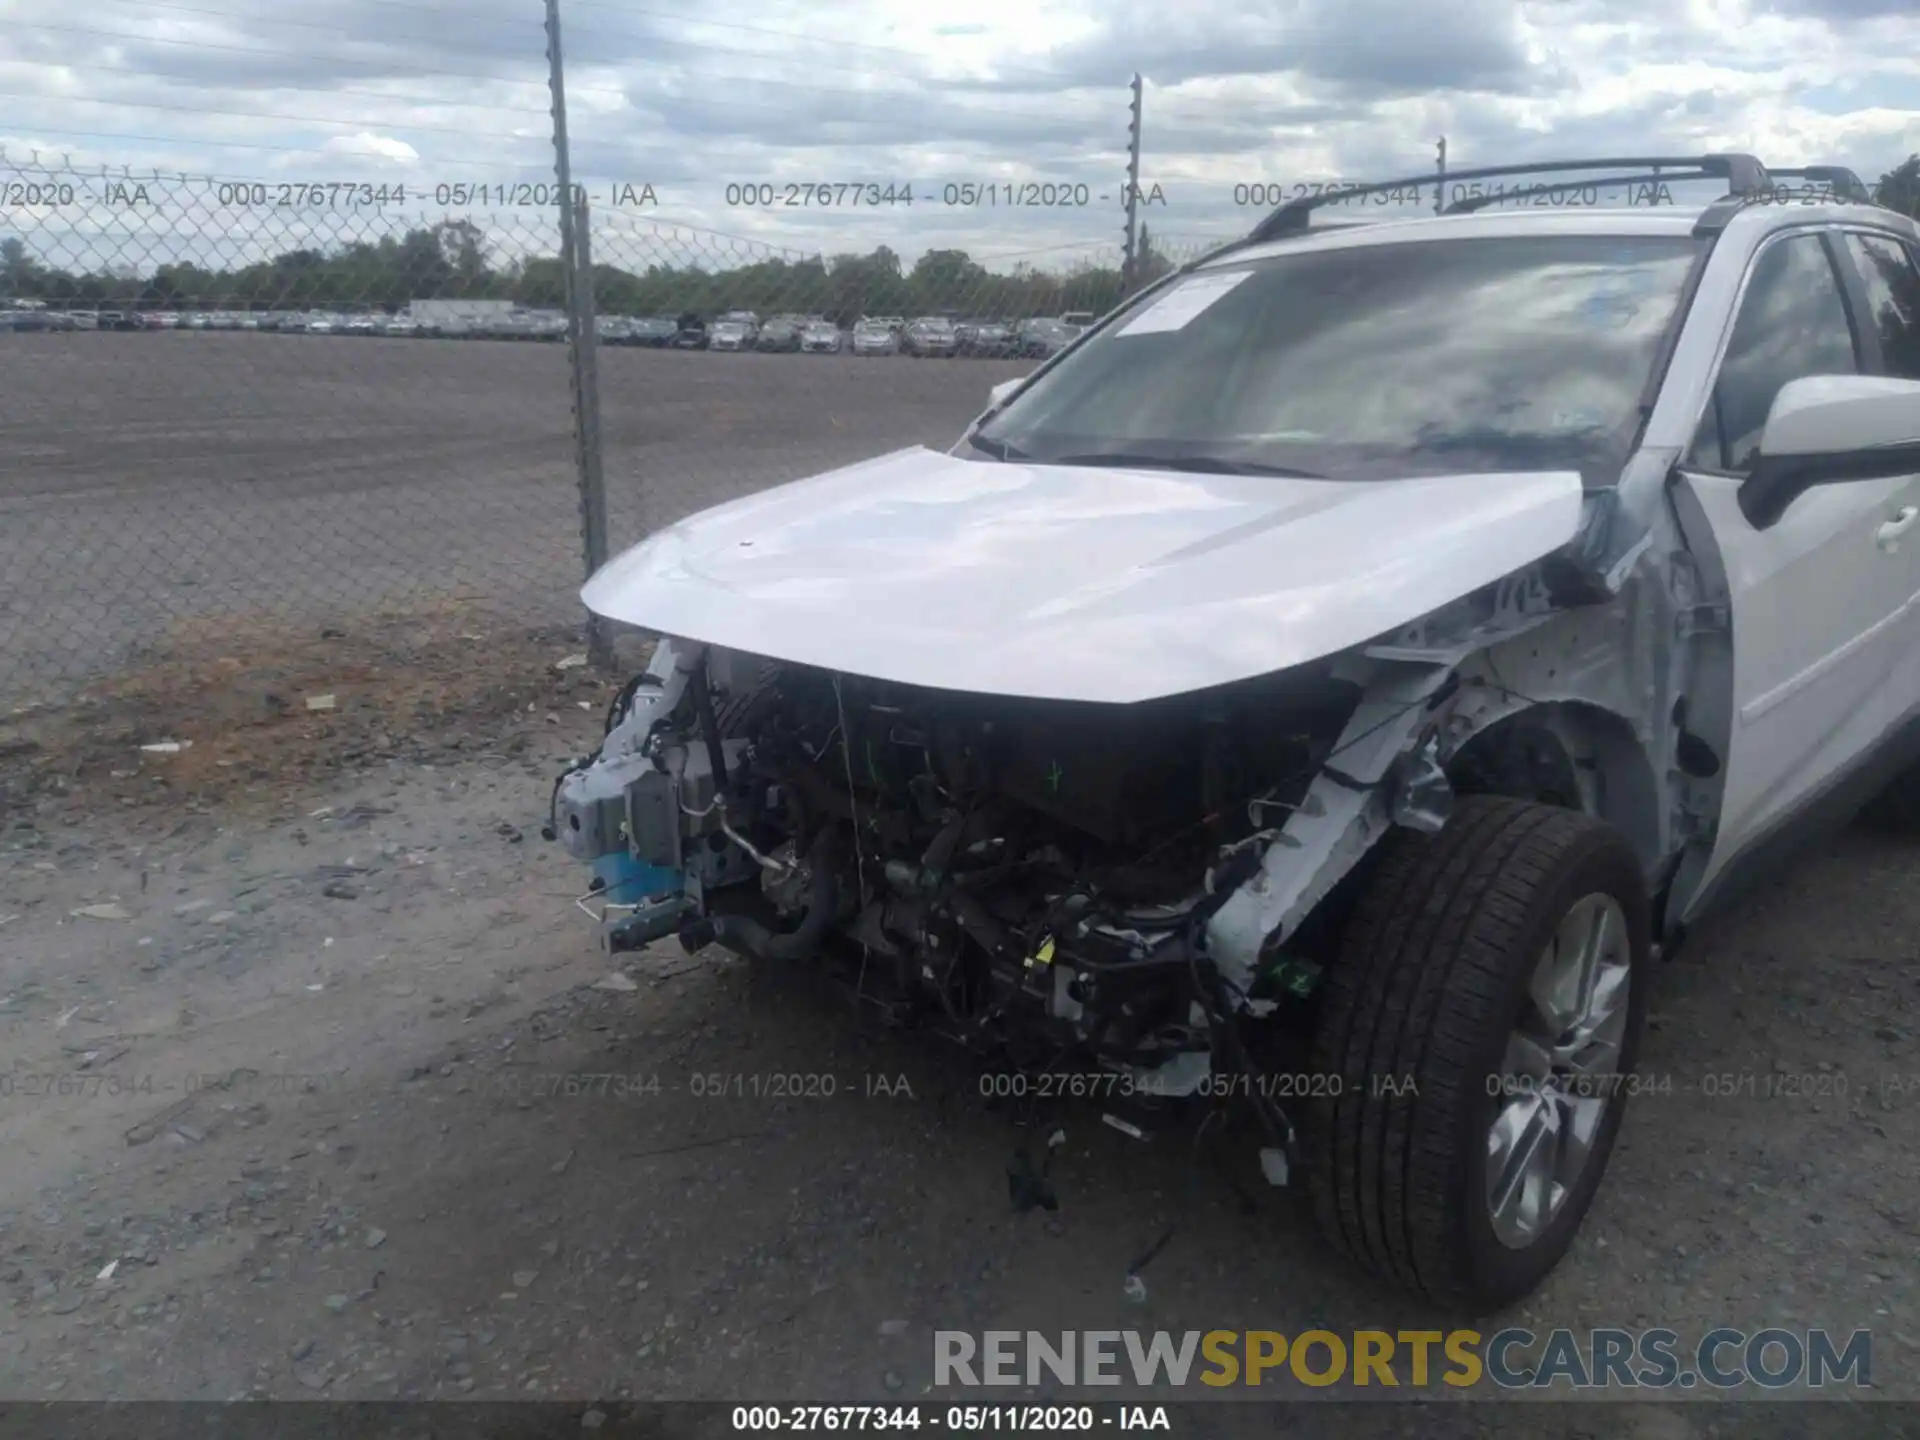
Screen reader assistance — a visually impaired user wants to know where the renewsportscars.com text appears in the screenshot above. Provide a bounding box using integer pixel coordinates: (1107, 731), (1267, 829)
(934, 1328), (1871, 1392)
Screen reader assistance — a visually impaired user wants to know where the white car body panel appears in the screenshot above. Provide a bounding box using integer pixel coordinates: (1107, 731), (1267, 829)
(1632, 212), (1920, 908)
(582, 447), (1585, 703)
(1677, 468), (1920, 899)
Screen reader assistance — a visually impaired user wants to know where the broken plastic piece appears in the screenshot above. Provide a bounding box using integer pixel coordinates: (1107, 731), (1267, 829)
(1388, 736), (1453, 834)
(1259, 1146), (1291, 1187)
(1005, 1147), (1059, 1213)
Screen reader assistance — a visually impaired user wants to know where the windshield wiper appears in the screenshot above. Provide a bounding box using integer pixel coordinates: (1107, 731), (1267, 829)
(1045, 452), (1324, 479)
(967, 434), (1029, 461)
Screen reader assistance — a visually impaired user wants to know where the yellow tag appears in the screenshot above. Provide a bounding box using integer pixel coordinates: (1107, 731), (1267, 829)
(1027, 935), (1056, 968)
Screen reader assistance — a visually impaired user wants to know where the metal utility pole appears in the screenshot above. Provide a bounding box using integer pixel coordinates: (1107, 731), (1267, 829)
(1435, 136), (1447, 214)
(1122, 74), (1143, 291)
(545, 0), (611, 670)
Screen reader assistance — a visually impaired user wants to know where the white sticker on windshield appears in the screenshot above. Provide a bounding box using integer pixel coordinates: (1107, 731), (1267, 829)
(1115, 271), (1252, 336)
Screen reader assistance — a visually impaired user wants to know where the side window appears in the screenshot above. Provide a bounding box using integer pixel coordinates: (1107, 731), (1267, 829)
(1686, 234), (1858, 472)
(1843, 232), (1920, 380)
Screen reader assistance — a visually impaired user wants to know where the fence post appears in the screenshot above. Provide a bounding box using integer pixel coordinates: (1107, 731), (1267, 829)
(1122, 73), (1143, 292)
(566, 195), (611, 671)
(544, 0), (612, 670)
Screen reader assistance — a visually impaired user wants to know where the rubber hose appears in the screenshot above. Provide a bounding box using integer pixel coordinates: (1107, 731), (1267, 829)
(708, 828), (840, 961)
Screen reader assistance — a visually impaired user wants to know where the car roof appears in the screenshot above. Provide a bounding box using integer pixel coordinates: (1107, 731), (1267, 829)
(1202, 197), (1919, 269)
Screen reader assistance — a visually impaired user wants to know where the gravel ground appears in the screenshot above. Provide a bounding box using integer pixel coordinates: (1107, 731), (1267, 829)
(0, 332), (1026, 701)
(1, 647), (1919, 1437)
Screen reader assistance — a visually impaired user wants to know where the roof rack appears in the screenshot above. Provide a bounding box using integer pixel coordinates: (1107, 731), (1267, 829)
(1443, 167), (1726, 214)
(1247, 154), (1772, 240)
(1761, 166), (1873, 202)
(1691, 164), (1880, 234)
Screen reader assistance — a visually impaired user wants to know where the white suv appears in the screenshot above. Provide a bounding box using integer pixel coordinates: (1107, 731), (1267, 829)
(552, 155), (1920, 1311)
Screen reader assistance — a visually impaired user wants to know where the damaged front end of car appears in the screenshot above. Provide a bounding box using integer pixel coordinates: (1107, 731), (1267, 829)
(544, 558), (1609, 1181)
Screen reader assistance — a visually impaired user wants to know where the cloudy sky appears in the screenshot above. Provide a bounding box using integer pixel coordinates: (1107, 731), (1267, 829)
(2, 0), (1917, 275)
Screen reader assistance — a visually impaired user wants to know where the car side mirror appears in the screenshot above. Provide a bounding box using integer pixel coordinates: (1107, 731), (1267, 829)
(1739, 375), (1920, 528)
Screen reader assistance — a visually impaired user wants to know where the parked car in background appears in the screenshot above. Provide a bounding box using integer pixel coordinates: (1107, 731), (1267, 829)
(68, 311), (99, 330)
(384, 315), (422, 337)
(145, 312), (182, 331)
(800, 320), (844, 354)
(957, 319), (1016, 357)
(671, 313), (708, 349)
(756, 315), (804, 353)
(3, 309), (72, 332)
(708, 319), (754, 352)
(1057, 311), (1095, 334)
(343, 313), (378, 336)
(850, 319), (899, 356)
(620, 316), (678, 347)
(1015, 317), (1075, 358)
(900, 316), (958, 357)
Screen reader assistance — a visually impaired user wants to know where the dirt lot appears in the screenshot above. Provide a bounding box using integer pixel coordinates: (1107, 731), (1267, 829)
(0, 332), (1027, 702)
(1, 626), (1918, 1436)
(4, 334), (1919, 1436)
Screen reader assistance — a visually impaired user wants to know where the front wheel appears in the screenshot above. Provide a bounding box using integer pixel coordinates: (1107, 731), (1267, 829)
(1303, 796), (1650, 1312)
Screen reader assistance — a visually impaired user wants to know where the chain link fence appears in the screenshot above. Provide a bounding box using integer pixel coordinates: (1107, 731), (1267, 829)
(0, 148), (1217, 722)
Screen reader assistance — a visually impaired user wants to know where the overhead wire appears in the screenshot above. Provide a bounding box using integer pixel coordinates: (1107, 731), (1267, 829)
(21, 3), (1107, 128)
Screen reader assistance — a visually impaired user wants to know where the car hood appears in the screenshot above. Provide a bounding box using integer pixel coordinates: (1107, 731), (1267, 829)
(581, 446), (1586, 703)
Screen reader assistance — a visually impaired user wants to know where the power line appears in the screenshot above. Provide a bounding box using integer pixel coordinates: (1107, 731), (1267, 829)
(27, 12), (621, 100)
(127, 0), (1085, 86)
(568, 0), (1081, 85)
(70, 0), (1096, 109)
(12, 16), (1107, 131)
(0, 88), (544, 142)
(5, 44), (558, 120)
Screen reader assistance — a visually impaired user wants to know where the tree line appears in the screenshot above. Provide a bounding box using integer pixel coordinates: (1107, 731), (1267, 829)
(5, 156), (1916, 319)
(0, 219), (1178, 323)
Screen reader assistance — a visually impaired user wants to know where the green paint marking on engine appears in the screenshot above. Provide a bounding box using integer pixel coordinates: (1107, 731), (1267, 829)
(1266, 958), (1324, 999)
(1047, 759), (1064, 792)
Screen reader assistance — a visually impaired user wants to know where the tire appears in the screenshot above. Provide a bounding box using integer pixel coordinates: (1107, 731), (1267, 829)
(1303, 795), (1650, 1312)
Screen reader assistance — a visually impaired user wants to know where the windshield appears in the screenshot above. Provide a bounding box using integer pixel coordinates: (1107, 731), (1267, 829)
(975, 234), (1702, 484)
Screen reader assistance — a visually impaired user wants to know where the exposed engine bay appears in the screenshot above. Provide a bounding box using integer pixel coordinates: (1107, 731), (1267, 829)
(549, 637), (1375, 1132)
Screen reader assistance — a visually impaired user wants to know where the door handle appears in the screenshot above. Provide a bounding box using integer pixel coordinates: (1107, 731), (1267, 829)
(1878, 506), (1920, 550)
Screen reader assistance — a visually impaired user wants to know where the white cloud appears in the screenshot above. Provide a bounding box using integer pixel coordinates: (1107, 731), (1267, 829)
(0, 0), (1914, 273)
(318, 133), (421, 165)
